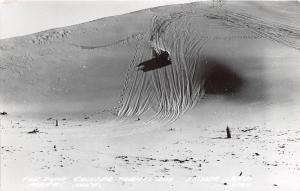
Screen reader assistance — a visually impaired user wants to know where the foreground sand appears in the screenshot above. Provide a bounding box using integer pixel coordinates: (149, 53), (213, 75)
(1, 97), (300, 191)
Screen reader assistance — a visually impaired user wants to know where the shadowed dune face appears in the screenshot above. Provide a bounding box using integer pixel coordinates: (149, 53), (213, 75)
(197, 55), (269, 104)
(201, 58), (244, 95)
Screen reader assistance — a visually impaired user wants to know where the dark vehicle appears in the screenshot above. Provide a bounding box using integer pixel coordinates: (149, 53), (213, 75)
(137, 50), (172, 72)
(0, 112), (7, 115)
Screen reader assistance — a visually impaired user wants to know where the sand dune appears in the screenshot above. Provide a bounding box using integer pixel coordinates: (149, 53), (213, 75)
(1, 1), (300, 191)
(1, 1), (299, 115)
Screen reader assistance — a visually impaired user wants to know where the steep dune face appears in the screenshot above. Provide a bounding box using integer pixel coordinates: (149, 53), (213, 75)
(0, 1), (300, 119)
(116, 3), (300, 123)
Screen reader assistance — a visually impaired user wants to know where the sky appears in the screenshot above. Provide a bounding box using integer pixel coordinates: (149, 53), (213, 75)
(0, 0), (200, 39)
(0, 0), (298, 39)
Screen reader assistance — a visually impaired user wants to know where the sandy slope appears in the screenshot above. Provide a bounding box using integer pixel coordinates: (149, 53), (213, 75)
(1, 1), (300, 191)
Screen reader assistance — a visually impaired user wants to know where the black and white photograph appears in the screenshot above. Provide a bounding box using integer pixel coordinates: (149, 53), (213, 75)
(1, 0), (300, 190)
